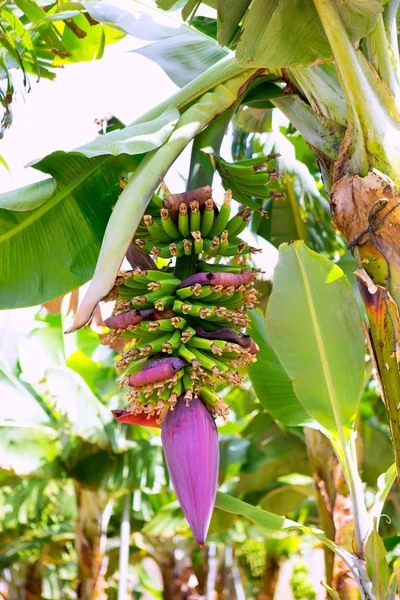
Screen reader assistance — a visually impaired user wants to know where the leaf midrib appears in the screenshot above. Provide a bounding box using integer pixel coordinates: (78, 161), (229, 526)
(294, 246), (342, 433)
(0, 155), (111, 244)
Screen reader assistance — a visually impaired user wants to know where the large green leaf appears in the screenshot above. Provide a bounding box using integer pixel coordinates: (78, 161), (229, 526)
(136, 31), (227, 88)
(365, 527), (389, 599)
(73, 106), (179, 159)
(266, 241), (365, 435)
(0, 423), (60, 477)
(217, 0), (251, 46)
(235, 0), (382, 68)
(83, 1), (227, 87)
(0, 108), (178, 309)
(248, 310), (312, 426)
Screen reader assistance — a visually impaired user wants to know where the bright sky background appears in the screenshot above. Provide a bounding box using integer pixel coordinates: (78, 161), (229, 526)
(0, 0), (278, 358)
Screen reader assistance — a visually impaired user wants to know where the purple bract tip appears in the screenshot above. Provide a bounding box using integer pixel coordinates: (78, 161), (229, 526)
(179, 272), (212, 288)
(161, 396), (219, 546)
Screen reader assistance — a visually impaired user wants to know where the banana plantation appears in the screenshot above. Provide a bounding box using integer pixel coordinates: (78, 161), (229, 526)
(3, 0), (400, 598)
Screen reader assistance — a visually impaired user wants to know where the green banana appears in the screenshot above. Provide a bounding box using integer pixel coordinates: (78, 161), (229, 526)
(176, 287), (195, 300)
(199, 386), (222, 408)
(151, 193), (163, 208)
(180, 326), (196, 344)
(146, 278), (181, 294)
(197, 263), (244, 274)
(144, 215), (171, 242)
(131, 293), (175, 309)
(190, 201), (201, 232)
(219, 230), (230, 255)
(225, 210), (247, 235)
(169, 241), (184, 258)
(183, 239), (193, 255)
(188, 346), (228, 374)
(160, 208), (180, 239)
(177, 343), (198, 364)
(208, 190), (231, 237)
(203, 237), (220, 256)
(192, 230), (204, 254)
(200, 198), (215, 237)
(162, 328), (182, 352)
(130, 269), (177, 284)
(178, 203), (190, 238)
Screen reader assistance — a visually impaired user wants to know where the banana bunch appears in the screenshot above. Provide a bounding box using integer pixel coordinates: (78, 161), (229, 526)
(104, 186), (262, 423)
(132, 185), (262, 260)
(212, 153), (285, 211)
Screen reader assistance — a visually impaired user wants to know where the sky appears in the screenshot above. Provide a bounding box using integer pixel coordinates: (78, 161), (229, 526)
(0, 0), (278, 357)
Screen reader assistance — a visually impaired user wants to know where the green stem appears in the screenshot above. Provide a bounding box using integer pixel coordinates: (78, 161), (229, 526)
(174, 252), (197, 280)
(117, 494), (131, 600)
(332, 432), (369, 556)
(286, 178), (307, 241)
(187, 107), (234, 190)
(364, 15), (399, 98)
(312, 0), (369, 174)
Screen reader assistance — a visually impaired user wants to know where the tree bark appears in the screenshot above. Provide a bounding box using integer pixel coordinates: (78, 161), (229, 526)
(25, 560), (43, 600)
(304, 429), (359, 599)
(75, 485), (112, 600)
(257, 553), (280, 600)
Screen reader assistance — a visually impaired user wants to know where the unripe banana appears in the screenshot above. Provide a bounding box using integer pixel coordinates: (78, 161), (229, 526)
(208, 190), (231, 238)
(146, 278), (181, 294)
(203, 237), (220, 256)
(144, 215), (171, 242)
(226, 208), (253, 236)
(197, 263), (244, 274)
(160, 208), (180, 239)
(131, 293), (175, 309)
(151, 193), (163, 208)
(130, 269), (178, 284)
(200, 198), (215, 237)
(178, 203), (190, 237)
(189, 201), (201, 232)
(180, 326), (196, 344)
(162, 329), (182, 353)
(183, 239), (193, 256)
(218, 230), (230, 256)
(169, 241), (184, 258)
(192, 230), (204, 254)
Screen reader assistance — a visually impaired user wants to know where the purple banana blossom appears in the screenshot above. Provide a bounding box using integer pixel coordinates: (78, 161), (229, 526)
(161, 396), (219, 546)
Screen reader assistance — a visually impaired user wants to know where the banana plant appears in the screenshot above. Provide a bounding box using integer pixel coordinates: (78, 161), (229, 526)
(3, 0), (400, 597)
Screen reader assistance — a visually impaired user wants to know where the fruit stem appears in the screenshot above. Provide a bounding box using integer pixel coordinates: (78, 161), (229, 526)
(174, 252), (198, 280)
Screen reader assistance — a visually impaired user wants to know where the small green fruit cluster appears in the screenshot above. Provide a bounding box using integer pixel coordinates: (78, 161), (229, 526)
(133, 185), (260, 259)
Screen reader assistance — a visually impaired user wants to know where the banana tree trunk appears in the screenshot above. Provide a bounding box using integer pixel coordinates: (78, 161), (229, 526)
(331, 174), (400, 483)
(257, 553), (280, 600)
(75, 485), (113, 600)
(25, 560), (43, 600)
(305, 429), (360, 598)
